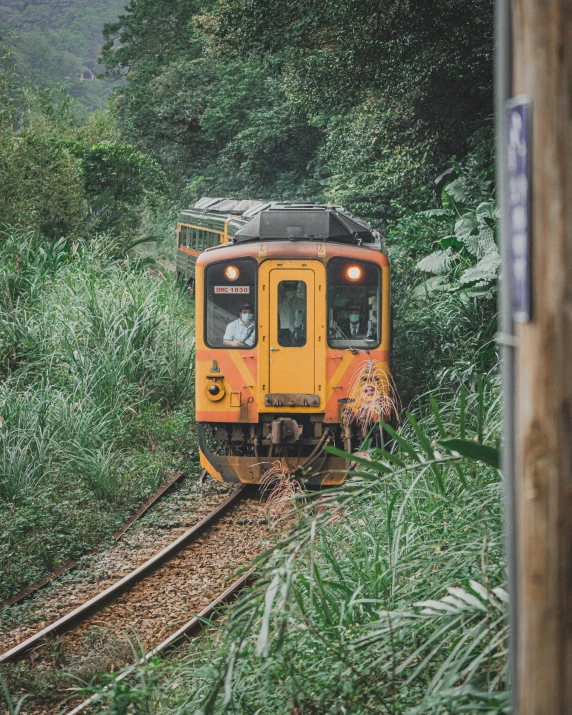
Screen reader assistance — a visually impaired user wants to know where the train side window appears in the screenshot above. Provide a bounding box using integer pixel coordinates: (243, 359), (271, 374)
(278, 281), (307, 347)
(205, 258), (257, 349)
(327, 258), (381, 349)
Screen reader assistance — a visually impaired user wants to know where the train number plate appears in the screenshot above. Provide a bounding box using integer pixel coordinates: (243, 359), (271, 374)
(214, 286), (250, 294)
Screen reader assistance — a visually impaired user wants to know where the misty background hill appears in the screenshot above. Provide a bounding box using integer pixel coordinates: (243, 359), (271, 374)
(0, 0), (123, 112)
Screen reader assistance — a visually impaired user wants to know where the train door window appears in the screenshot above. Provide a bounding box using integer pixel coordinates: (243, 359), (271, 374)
(205, 258), (257, 349)
(327, 258), (381, 348)
(277, 281), (307, 347)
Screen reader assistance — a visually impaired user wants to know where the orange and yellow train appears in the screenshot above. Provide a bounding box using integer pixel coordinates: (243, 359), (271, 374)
(183, 199), (392, 485)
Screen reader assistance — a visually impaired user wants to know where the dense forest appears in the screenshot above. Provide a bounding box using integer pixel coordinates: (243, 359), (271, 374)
(0, 1), (506, 713)
(101, 0), (494, 224)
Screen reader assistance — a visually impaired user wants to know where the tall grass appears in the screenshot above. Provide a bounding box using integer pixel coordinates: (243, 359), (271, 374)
(0, 228), (195, 506)
(83, 378), (508, 715)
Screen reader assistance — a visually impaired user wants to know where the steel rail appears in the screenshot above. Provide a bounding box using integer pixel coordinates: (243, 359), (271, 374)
(67, 567), (254, 714)
(0, 471), (188, 610)
(0, 485), (247, 665)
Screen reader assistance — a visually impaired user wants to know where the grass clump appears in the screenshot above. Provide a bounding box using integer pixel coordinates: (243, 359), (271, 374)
(0, 229), (196, 600)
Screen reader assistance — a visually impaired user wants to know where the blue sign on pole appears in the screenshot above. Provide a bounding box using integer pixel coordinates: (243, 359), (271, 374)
(506, 95), (532, 323)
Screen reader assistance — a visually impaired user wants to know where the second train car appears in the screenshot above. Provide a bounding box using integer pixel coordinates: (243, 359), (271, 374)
(187, 199), (392, 485)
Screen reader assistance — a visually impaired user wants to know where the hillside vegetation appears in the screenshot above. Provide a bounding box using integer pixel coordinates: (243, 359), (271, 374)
(0, 0), (123, 112)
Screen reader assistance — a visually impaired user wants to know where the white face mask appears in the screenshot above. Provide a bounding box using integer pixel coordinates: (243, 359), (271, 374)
(241, 313), (254, 323)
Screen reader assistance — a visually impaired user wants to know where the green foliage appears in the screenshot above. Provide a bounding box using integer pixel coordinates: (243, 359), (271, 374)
(0, 123), (84, 237)
(0, 75), (168, 239)
(101, 0), (494, 214)
(0, 8), (503, 715)
(0, 228), (196, 599)
(315, 104), (439, 225)
(388, 155), (498, 404)
(439, 439), (500, 469)
(193, 0), (493, 219)
(103, 37), (322, 198)
(415, 171), (499, 298)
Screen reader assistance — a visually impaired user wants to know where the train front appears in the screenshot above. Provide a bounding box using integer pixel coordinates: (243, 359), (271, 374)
(195, 204), (392, 485)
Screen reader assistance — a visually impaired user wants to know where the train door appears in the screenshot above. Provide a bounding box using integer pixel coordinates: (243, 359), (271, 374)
(259, 261), (326, 400)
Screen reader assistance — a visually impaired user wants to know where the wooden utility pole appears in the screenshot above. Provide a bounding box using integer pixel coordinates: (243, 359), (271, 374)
(508, 0), (572, 711)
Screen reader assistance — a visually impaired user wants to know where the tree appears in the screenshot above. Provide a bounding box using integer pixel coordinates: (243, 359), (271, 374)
(101, 0), (322, 199)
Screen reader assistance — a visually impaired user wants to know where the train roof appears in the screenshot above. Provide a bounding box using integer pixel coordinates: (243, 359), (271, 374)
(233, 202), (376, 244)
(180, 198), (381, 248)
(183, 198), (272, 217)
(179, 198), (273, 233)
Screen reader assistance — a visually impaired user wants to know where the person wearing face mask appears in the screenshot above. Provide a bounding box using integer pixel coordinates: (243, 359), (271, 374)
(337, 302), (367, 340)
(223, 303), (256, 347)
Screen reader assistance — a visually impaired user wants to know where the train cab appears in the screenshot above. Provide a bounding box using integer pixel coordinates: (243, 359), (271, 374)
(195, 202), (392, 485)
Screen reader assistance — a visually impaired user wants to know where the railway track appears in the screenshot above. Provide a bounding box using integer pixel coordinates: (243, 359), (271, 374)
(0, 485), (271, 714)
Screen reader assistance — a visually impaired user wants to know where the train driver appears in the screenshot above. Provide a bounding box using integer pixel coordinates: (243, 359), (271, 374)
(223, 303), (256, 347)
(337, 302), (368, 340)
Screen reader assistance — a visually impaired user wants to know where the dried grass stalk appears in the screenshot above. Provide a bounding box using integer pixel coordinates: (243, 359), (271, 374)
(343, 360), (399, 432)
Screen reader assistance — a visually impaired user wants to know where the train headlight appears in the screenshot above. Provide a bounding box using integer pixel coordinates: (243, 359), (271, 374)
(225, 265), (240, 281)
(346, 265), (362, 281)
(209, 384), (221, 396)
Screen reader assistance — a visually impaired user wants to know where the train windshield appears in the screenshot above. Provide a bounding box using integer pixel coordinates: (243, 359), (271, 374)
(205, 258), (257, 348)
(327, 258), (381, 348)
